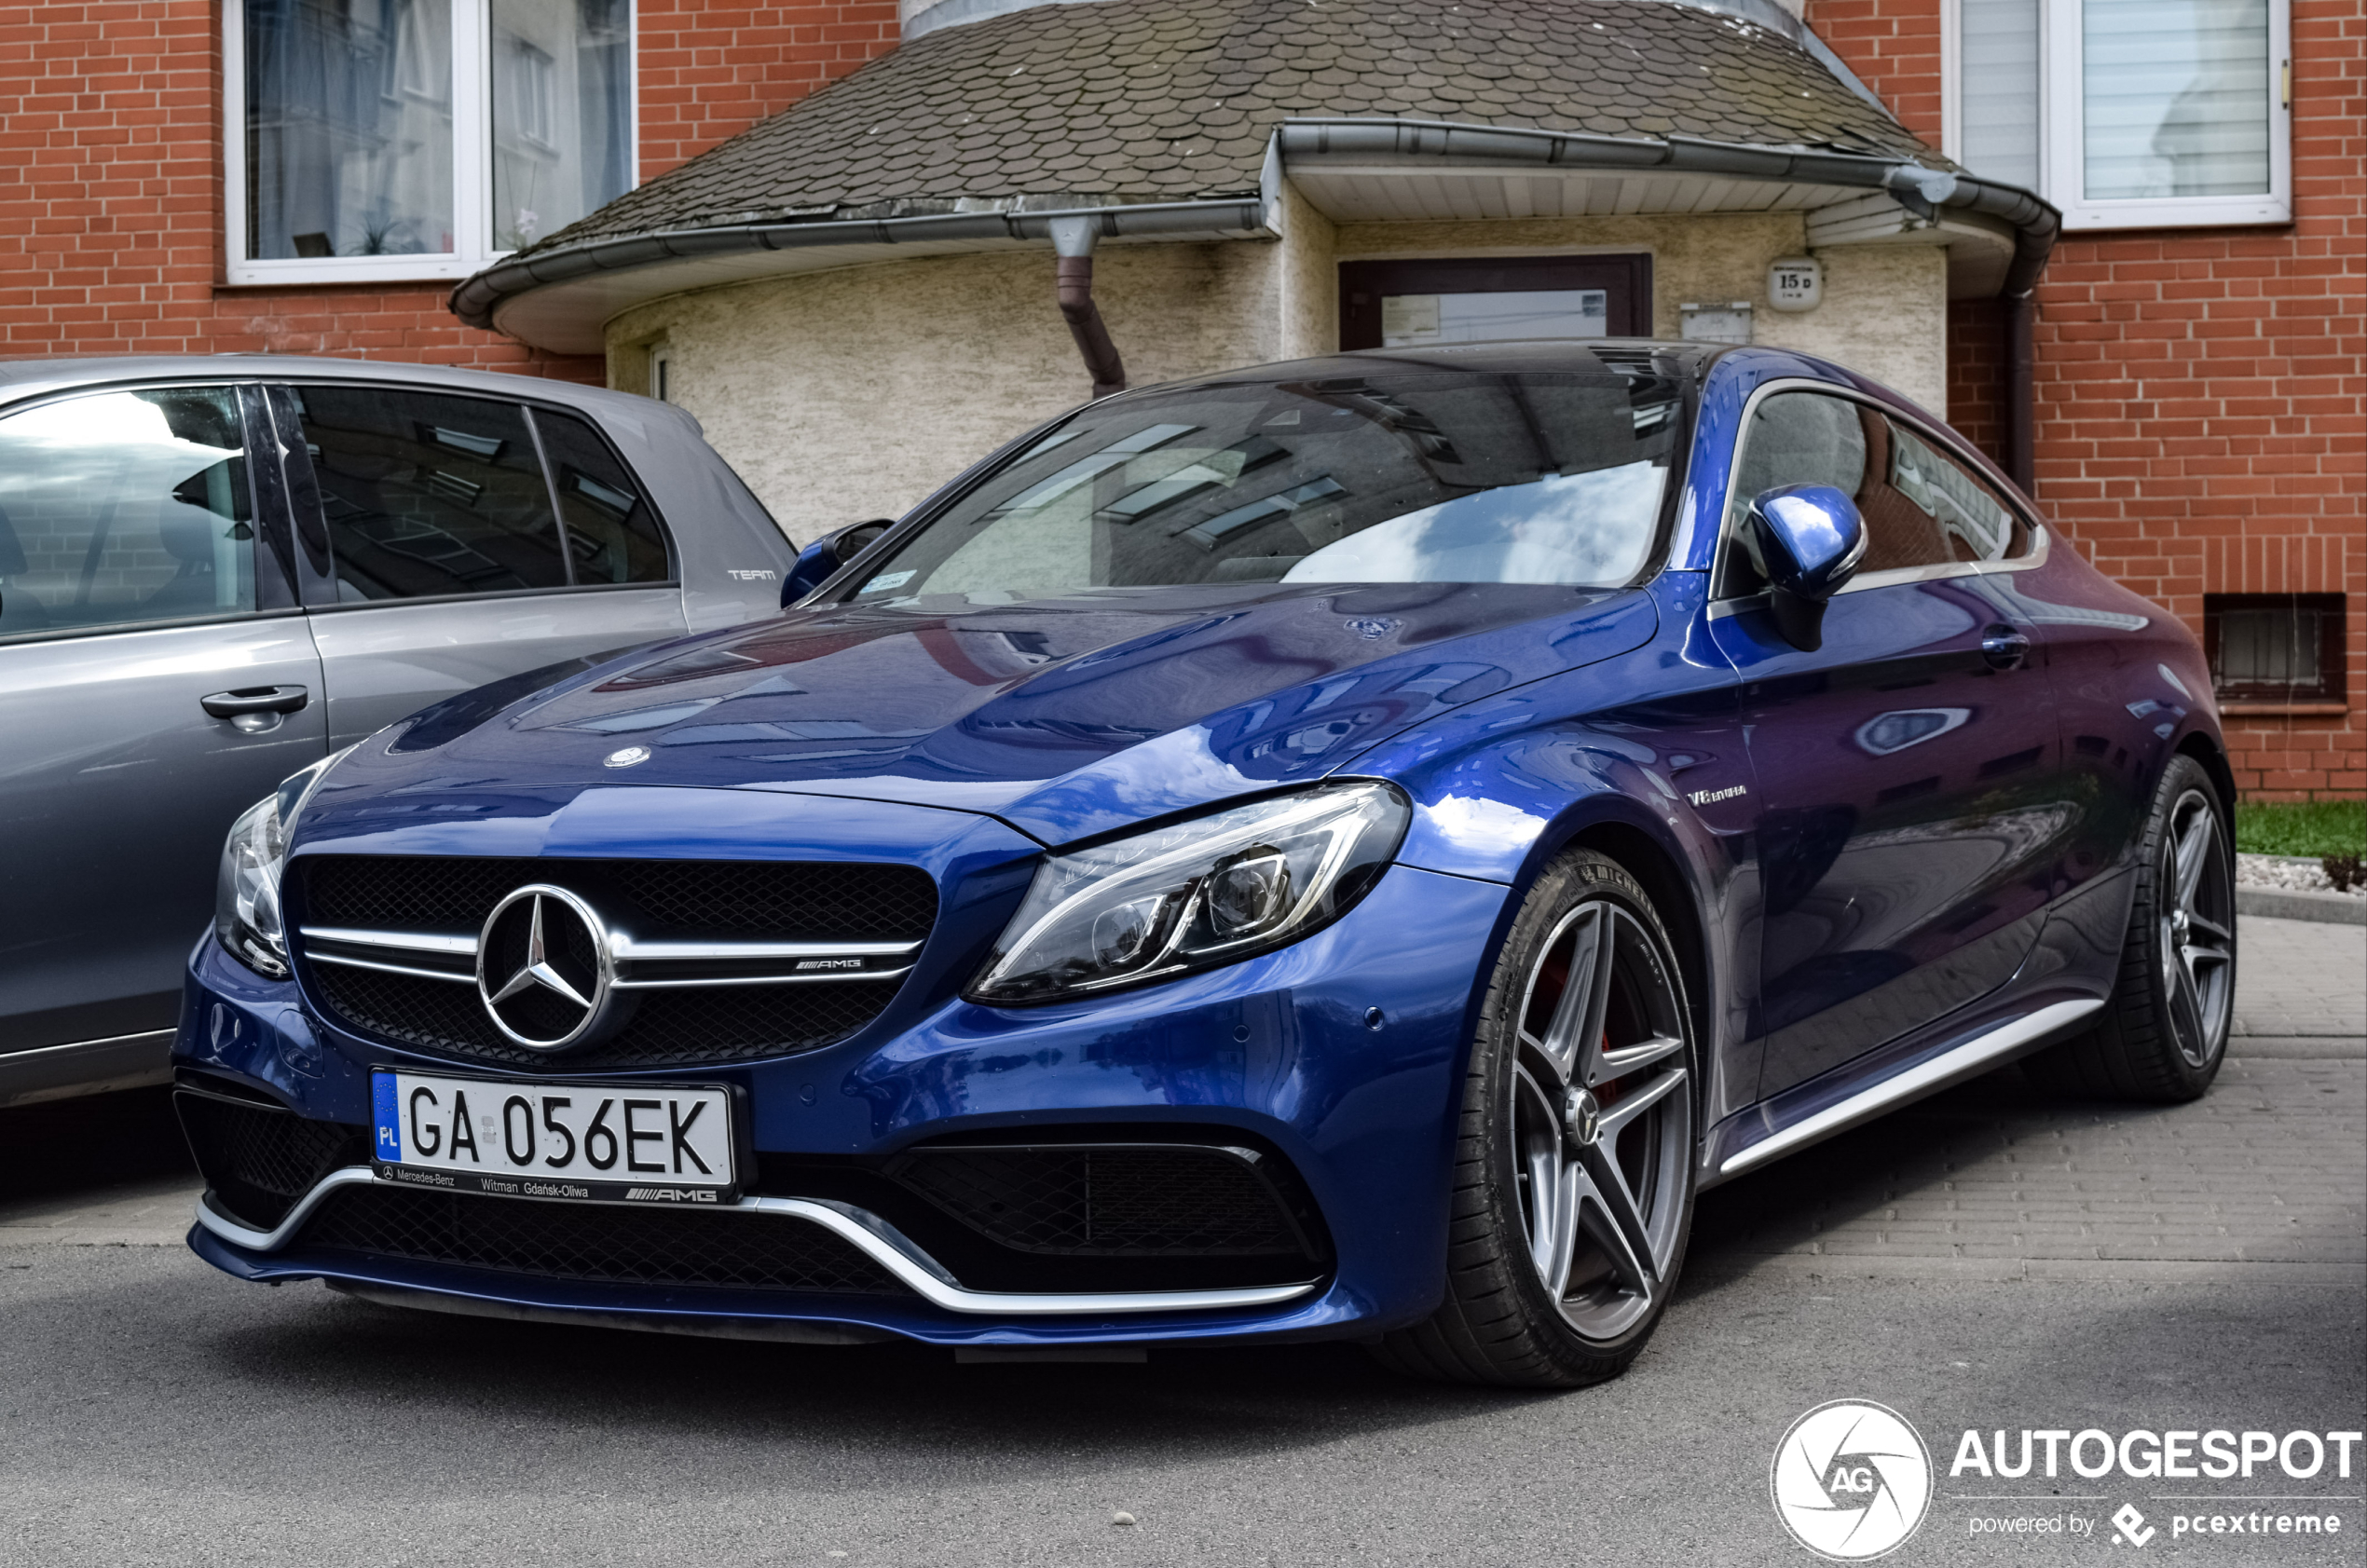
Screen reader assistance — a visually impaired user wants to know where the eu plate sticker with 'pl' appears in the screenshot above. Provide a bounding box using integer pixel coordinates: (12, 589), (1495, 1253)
(372, 1071), (402, 1162)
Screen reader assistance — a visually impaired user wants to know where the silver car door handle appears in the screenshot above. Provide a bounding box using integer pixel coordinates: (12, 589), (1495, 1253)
(200, 685), (310, 718)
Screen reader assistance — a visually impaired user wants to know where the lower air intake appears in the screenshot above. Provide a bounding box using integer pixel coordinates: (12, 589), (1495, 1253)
(176, 1088), (369, 1232)
(887, 1143), (1321, 1260)
(297, 1185), (909, 1296)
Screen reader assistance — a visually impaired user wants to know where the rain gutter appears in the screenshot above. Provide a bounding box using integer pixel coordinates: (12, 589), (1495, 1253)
(450, 198), (1271, 332)
(1272, 118), (2059, 297)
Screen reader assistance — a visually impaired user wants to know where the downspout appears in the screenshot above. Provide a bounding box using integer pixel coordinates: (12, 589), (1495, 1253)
(1048, 214), (1125, 400)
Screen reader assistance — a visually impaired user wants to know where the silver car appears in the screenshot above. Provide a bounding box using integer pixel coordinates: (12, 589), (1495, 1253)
(0, 356), (796, 1107)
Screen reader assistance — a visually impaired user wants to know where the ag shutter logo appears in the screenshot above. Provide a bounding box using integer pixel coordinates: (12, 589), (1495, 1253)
(1772, 1400), (1935, 1561)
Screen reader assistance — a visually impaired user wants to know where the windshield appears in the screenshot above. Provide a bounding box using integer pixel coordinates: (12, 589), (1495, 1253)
(847, 370), (1688, 604)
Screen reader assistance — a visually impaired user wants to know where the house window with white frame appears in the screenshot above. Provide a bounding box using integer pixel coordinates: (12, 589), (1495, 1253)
(228, 0), (633, 284)
(1947, 0), (2292, 229)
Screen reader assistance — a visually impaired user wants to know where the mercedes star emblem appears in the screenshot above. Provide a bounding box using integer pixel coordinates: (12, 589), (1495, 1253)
(476, 884), (623, 1052)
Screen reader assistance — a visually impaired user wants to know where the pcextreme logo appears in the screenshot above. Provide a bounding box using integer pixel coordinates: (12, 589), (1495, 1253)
(1772, 1401), (1935, 1561)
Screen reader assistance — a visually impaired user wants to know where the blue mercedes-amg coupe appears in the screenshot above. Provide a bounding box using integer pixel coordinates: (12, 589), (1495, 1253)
(173, 342), (2237, 1385)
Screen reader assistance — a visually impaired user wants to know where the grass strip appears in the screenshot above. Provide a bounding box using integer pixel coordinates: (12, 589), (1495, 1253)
(2236, 798), (2367, 858)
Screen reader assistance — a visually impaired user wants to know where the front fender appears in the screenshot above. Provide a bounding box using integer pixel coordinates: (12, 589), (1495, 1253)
(1342, 572), (1760, 1127)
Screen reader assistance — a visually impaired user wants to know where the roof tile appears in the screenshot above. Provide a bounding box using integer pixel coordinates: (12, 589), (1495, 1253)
(519, 0), (1932, 254)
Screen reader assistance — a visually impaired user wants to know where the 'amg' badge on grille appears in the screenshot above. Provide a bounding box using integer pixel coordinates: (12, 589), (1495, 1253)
(476, 885), (626, 1052)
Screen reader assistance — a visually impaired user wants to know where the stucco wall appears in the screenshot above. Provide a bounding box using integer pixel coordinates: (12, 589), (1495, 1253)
(608, 198), (1950, 543)
(607, 240), (1287, 543)
(1329, 213), (1950, 413)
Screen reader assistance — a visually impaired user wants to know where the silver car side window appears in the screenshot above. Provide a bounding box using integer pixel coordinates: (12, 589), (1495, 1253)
(287, 385), (571, 601)
(0, 387), (257, 639)
(528, 407), (672, 585)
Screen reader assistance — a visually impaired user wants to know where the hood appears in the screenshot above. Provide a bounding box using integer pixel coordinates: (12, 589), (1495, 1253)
(310, 582), (1658, 847)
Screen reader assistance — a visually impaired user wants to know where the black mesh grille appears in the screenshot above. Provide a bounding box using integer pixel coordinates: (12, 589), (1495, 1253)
(304, 856), (937, 940)
(889, 1146), (1310, 1257)
(175, 1090), (369, 1231)
(311, 962), (904, 1070)
(294, 855), (935, 1070)
(298, 1185), (908, 1295)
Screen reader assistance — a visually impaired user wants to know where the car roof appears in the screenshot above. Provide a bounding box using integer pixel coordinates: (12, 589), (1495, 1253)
(1137, 338), (1729, 394)
(0, 353), (655, 420)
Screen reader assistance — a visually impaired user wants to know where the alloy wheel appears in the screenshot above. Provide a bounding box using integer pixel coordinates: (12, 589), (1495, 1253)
(2158, 787), (2235, 1069)
(1509, 897), (1692, 1342)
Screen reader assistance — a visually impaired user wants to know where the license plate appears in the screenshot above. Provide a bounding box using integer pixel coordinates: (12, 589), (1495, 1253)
(370, 1070), (740, 1205)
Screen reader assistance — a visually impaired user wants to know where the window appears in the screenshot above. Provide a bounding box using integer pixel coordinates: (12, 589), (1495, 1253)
(1721, 391), (2032, 595)
(0, 389), (259, 639)
(534, 408), (671, 584)
(287, 387), (666, 601)
(2205, 593), (2346, 704)
(1945, 0), (2291, 229)
(1339, 256), (1653, 351)
(226, 0), (633, 284)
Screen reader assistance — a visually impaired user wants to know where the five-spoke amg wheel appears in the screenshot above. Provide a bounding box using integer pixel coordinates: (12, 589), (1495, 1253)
(1375, 849), (1697, 1387)
(2027, 754), (2237, 1101)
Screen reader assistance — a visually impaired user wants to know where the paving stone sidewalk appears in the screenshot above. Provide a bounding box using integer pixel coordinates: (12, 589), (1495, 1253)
(2229, 913), (2367, 1043)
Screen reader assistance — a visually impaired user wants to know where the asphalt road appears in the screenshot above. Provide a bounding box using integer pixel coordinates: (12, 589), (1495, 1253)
(2, 918), (2360, 1568)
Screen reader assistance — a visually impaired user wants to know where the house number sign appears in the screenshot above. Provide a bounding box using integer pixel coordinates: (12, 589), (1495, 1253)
(1767, 257), (1822, 313)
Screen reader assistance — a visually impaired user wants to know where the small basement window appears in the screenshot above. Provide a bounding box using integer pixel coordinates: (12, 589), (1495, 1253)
(2204, 593), (2346, 703)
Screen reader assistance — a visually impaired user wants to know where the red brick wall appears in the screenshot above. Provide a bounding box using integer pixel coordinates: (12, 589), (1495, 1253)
(639, 0), (897, 180)
(1945, 297), (2006, 464)
(1811, 0), (2367, 798)
(0, 2), (895, 382)
(1807, 0), (1944, 145)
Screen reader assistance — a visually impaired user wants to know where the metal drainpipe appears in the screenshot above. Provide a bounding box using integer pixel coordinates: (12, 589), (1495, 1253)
(1048, 214), (1126, 400)
(2004, 293), (2035, 495)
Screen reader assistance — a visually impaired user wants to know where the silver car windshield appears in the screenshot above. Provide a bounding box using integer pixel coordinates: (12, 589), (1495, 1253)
(851, 371), (1686, 602)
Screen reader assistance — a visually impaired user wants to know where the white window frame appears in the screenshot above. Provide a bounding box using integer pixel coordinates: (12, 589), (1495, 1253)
(222, 0), (636, 286)
(1941, 0), (2292, 231)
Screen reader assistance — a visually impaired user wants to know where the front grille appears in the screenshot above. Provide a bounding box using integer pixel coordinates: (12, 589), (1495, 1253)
(294, 855), (935, 1070)
(175, 1088), (368, 1231)
(298, 1185), (907, 1294)
(304, 856), (937, 941)
(887, 1145), (1316, 1258)
(311, 962), (903, 1070)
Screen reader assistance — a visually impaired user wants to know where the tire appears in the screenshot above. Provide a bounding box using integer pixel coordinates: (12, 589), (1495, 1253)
(1372, 849), (1699, 1388)
(2024, 754), (2237, 1103)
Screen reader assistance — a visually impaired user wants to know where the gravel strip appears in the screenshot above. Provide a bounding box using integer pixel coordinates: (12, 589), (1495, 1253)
(2237, 852), (2365, 896)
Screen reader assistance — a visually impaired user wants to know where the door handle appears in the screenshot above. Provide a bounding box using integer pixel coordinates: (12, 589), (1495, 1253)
(1979, 626), (2032, 672)
(201, 685), (309, 718)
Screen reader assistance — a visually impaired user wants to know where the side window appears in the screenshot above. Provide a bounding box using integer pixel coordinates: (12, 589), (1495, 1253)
(291, 386), (569, 601)
(1722, 391), (2031, 593)
(0, 387), (256, 637)
(1883, 420), (2031, 565)
(1719, 391), (1867, 595)
(531, 409), (671, 585)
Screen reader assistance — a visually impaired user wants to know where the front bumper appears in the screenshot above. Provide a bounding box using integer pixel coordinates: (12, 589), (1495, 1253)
(174, 862), (1511, 1347)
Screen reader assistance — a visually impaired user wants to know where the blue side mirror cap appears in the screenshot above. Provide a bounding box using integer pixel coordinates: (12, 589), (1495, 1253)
(1744, 484), (1867, 651)
(781, 539), (841, 606)
(781, 518), (896, 607)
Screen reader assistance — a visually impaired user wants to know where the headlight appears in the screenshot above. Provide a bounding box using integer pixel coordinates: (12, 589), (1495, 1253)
(214, 745), (355, 978)
(967, 781), (1410, 1005)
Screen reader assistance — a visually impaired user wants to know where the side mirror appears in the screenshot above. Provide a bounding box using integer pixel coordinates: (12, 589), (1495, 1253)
(1742, 484), (1867, 651)
(781, 518), (895, 607)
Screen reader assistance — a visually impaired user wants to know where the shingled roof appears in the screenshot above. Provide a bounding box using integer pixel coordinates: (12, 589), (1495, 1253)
(520, 0), (1934, 256)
